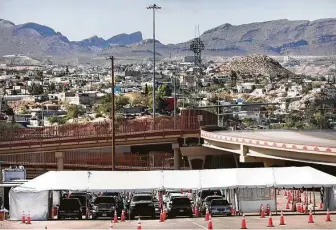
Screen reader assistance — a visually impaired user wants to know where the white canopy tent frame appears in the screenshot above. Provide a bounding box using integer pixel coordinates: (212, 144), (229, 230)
(9, 166), (336, 221)
(13, 166), (336, 192)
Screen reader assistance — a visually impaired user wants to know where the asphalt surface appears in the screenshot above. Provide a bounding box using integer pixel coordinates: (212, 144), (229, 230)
(1, 190), (329, 229)
(3, 214), (336, 229)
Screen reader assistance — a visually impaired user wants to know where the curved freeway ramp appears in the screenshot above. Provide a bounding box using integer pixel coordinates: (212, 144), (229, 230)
(201, 129), (336, 166)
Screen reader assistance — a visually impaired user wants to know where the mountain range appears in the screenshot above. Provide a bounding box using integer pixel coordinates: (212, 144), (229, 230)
(0, 18), (336, 58)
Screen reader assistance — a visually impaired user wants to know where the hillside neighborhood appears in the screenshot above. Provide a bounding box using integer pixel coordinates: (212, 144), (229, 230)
(0, 54), (335, 130)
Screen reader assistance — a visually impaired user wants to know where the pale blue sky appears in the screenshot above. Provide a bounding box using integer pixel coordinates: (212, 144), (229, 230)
(1, 0), (335, 44)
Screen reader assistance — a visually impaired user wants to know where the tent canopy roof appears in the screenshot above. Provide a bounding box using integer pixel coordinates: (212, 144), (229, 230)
(14, 166), (336, 192)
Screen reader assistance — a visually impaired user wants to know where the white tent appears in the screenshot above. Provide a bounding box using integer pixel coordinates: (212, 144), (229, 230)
(10, 166), (336, 220)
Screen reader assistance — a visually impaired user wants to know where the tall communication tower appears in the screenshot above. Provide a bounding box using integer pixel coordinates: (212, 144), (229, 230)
(190, 26), (205, 67)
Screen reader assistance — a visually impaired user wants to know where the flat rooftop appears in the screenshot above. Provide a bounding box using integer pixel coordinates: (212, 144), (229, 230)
(211, 130), (336, 147)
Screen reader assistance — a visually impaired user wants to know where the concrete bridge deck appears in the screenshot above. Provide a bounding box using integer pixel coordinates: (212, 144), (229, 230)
(201, 129), (336, 167)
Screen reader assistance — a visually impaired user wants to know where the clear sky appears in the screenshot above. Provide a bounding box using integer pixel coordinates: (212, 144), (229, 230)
(1, 0), (335, 44)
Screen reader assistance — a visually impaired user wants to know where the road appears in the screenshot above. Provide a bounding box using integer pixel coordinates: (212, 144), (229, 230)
(3, 214), (336, 229)
(212, 130), (336, 147)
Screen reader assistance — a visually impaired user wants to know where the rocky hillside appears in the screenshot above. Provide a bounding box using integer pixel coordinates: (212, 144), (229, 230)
(218, 55), (293, 77)
(175, 19), (336, 56)
(73, 32), (143, 50)
(0, 19), (143, 57)
(1, 18), (336, 58)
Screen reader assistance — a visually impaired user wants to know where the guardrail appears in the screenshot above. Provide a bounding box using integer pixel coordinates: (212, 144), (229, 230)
(0, 116), (201, 151)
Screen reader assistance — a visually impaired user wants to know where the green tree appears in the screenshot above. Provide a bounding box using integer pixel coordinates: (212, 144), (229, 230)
(29, 83), (44, 95)
(115, 75), (122, 83)
(48, 116), (67, 125)
(314, 111), (328, 129)
(66, 104), (85, 120)
(96, 94), (130, 116)
(115, 95), (130, 110)
(157, 84), (172, 97)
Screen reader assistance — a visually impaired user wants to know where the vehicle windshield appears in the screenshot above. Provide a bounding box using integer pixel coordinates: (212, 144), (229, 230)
(205, 196), (222, 202)
(103, 192), (119, 197)
(201, 190), (221, 199)
(70, 196), (86, 205)
(211, 199), (229, 206)
(172, 198), (191, 205)
(94, 196), (115, 204)
(60, 199), (80, 209)
(132, 195), (152, 202)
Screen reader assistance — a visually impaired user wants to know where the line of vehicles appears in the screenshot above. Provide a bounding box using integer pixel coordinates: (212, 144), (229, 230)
(57, 189), (233, 220)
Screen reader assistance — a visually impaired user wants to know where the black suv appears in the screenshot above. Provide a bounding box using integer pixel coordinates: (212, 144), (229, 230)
(129, 194), (155, 219)
(167, 197), (193, 218)
(91, 196), (117, 219)
(69, 194), (91, 216)
(58, 198), (82, 220)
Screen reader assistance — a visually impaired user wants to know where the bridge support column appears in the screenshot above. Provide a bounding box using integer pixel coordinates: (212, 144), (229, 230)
(172, 143), (181, 170)
(187, 156), (205, 170)
(263, 159), (286, 167)
(55, 152), (64, 171)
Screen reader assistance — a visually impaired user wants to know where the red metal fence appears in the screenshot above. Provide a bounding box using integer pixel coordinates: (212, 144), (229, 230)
(0, 151), (189, 179)
(0, 110), (218, 149)
(0, 115), (200, 143)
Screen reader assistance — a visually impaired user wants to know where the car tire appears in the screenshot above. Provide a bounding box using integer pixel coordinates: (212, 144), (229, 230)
(78, 215), (82, 220)
(92, 215), (98, 220)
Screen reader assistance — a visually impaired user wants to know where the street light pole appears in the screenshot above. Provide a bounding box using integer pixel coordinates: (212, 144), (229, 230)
(173, 76), (177, 129)
(108, 56), (116, 171)
(147, 4), (161, 129)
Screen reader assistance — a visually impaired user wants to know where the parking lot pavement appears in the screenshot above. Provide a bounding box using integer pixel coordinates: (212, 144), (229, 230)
(2, 214), (336, 229)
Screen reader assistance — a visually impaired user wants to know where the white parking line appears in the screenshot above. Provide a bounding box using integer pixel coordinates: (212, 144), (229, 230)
(186, 218), (207, 229)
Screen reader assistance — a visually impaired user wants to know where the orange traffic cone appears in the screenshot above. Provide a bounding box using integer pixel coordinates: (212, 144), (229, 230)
(326, 209), (332, 222)
(121, 210), (125, 222)
(205, 208), (209, 221)
(208, 215), (213, 230)
(240, 214), (247, 229)
(279, 211), (285, 225)
(163, 209), (167, 220)
(159, 211), (164, 222)
(260, 206), (265, 218)
(113, 210), (118, 223)
(195, 207), (199, 217)
(137, 217), (141, 230)
(308, 210), (314, 223)
(21, 211), (26, 224)
(26, 211), (31, 224)
(109, 222), (113, 230)
(285, 201), (290, 210)
(267, 213), (274, 227)
(299, 204), (302, 213)
(302, 204), (306, 214)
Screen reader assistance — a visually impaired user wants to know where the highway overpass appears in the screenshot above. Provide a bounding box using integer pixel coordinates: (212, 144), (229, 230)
(199, 129), (336, 168)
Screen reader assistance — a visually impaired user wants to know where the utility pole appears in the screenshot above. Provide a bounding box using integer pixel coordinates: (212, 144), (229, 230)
(108, 56), (116, 171)
(147, 4), (161, 129)
(173, 76), (177, 129)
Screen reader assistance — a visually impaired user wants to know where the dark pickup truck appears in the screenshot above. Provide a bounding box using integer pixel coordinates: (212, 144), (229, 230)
(167, 197), (193, 218)
(58, 198), (82, 220)
(129, 194), (155, 219)
(91, 196), (117, 219)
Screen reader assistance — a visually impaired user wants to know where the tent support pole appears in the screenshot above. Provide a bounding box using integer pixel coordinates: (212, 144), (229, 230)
(313, 187), (316, 214)
(274, 186), (277, 215)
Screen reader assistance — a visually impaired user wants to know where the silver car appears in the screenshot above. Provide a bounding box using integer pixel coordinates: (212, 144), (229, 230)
(209, 199), (232, 216)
